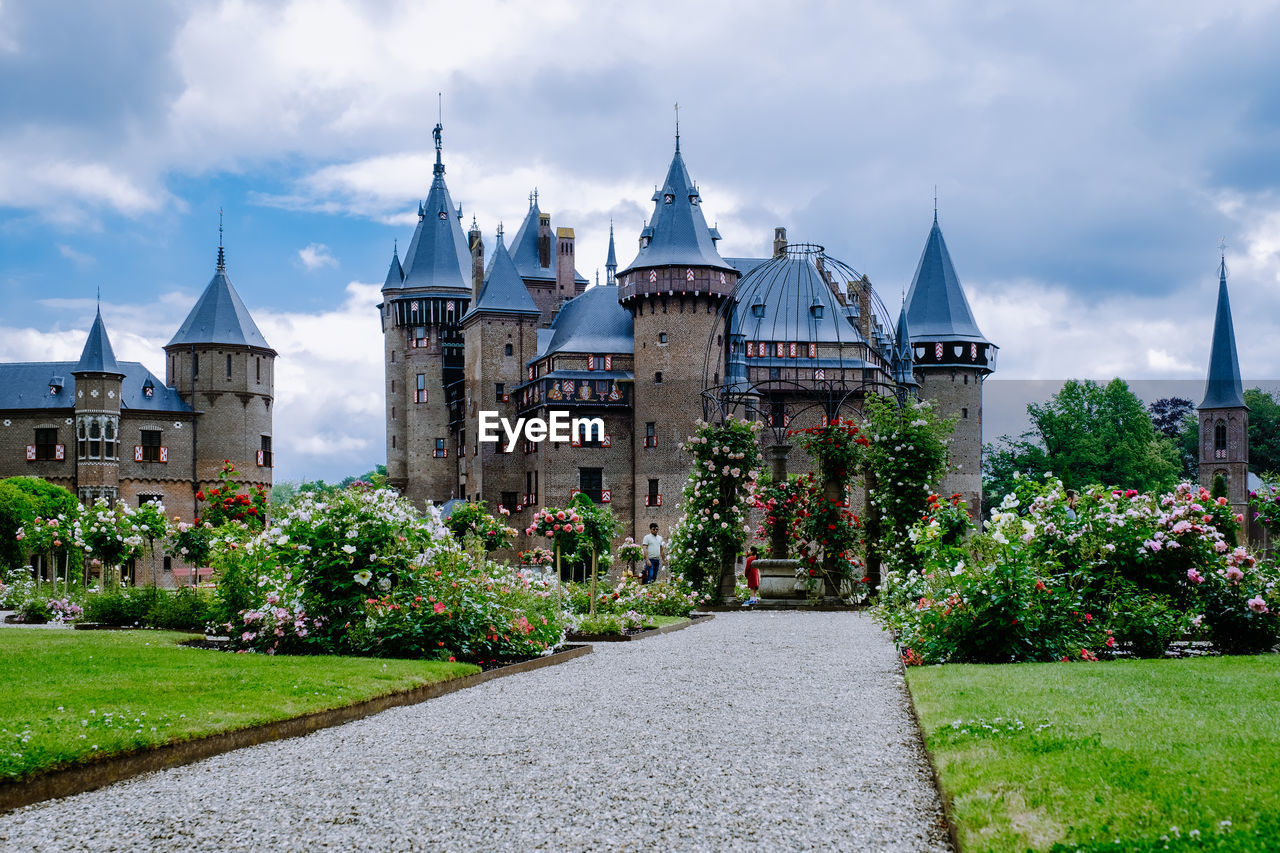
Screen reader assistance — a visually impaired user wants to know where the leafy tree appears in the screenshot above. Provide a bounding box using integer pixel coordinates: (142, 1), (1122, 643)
(1245, 388), (1280, 477)
(1149, 397), (1193, 440)
(3, 477), (77, 521)
(982, 379), (1180, 509)
(0, 481), (35, 570)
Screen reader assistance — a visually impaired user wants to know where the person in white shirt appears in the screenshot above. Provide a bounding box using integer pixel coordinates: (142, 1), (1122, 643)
(640, 523), (664, 584)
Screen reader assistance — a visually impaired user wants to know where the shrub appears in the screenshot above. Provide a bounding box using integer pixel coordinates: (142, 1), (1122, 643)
(14, 597), (52, 624)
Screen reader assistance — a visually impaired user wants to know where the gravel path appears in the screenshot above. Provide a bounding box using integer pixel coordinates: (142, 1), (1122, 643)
(0, 611), (951, 852)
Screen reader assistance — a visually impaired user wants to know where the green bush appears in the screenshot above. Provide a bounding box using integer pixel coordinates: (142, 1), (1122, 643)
(1106, 590), (1188, 658)
(81, 587), (211, 630)
(0, 482), (35, 570)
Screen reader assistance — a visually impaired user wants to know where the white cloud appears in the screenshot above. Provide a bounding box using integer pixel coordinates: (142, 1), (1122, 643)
(57, 244), (95, 268)
(297, 242), (338, 270)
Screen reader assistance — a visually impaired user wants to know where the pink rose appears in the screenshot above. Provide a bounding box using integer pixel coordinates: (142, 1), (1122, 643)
(1248, 596), (1268, 614)
(1187, 568), (1204, 584)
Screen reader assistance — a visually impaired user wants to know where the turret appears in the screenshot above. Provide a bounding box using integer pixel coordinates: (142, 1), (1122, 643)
(468, 216), (485, 300)
(164, 235), (276, 496)
(1198, 252), (1249, 523)
(508, 191), (588, 323)
(618, 133), (738, 538)
(903, 212), (995, 510)
(378, 122), (473, 505)
(72, 307), (125, 503)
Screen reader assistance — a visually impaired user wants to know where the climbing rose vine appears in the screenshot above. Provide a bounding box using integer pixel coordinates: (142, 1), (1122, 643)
(667, 415), (763, 599)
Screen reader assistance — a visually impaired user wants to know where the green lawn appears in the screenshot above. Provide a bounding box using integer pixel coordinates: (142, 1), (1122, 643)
(908, 656), (1280, 851)
(0, 630), (478, 782)
(647, 615), (688, 628)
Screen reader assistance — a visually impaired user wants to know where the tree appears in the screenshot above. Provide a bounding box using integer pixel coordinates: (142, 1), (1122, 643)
(0, 481), (35, 570)
(982, 379), (1180, 508)
(1149, 398), (1193, 440)
(1245, 388), (1280, 477)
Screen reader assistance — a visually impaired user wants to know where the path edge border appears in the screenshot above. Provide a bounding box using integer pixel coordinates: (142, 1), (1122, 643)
(567, 612), (714, 643)
(900, 660), (964, 852)
(0, 642), (593, 815)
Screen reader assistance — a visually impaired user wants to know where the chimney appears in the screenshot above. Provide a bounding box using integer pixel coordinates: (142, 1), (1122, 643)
(773, 226), (788, 257)
(538, 213), (552, 269)
(468, 219), (484, 300)
(556, 227), (577, 297)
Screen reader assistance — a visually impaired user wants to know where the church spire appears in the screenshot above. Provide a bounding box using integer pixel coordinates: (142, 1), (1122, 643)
(1200, 248), (1246, 410)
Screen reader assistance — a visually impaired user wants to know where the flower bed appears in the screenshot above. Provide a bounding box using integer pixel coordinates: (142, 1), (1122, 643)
(876, 476), (1279, 664)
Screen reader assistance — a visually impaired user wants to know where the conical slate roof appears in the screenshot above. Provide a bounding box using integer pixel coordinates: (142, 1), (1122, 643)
(463, 235), (539, 320)
(395, 124), (473, 295)
(606, 222), (617, 269)
(1200, 259), (1246, 410)
(539, 283), (633, 358)
(383, 245), (404, 290)
(507, 197), (588, 284)
(621, 143), (732, 274)
(167, 249), (273, 351)
(893, 302), (917, 388)
(74, 307), (123, 375)
(904, 215), (989, 344)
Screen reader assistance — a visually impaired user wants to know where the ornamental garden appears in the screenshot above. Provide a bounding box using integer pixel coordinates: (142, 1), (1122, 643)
(2, 382), (1280, 850)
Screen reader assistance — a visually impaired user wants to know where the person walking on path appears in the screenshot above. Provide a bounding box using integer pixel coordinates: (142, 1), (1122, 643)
(641, 523), (665, 584)
(743, 546), (760, 606)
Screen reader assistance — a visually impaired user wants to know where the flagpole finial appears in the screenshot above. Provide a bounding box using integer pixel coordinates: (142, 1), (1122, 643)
(216, 208), (226, 271)
(674, 102), (680, 152)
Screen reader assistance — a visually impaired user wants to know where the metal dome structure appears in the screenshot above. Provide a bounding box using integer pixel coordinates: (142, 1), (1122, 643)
(700, 243), (909, 441)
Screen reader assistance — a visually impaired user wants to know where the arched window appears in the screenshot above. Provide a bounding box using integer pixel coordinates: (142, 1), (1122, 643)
(1214, 421), (1228, 457)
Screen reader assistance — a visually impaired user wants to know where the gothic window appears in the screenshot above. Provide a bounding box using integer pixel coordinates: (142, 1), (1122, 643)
(1214, 421), (1228, 458)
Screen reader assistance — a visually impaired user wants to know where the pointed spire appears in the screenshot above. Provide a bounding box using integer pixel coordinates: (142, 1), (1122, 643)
(893, 300), (917, 390)
(506, 193), (586, 286)
(621, 138), (731, 274)
(1200, 247), (1246, 410)
(606, 220), (618, 285)
(75, 307), (123, 375)
(398, 119), (473, 294)
(168, 242), (274, 351)
(464, 235), (540, 319)
(904, 214), (989, 346)
(217, 208), (226, 272)
(382, 242), (404, 291)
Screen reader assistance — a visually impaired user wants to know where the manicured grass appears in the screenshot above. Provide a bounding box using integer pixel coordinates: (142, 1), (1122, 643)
(908, 656), (1280, 851)
(647, 615), (688, 628)
(0, 630), (478, 782)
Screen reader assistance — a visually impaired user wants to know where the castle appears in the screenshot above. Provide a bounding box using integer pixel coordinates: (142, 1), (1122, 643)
(0, 242), (275, 583)
(380, 125), (997, 546)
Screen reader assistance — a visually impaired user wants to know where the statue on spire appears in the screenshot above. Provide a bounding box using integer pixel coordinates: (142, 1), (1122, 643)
(432, 122), (444, 175)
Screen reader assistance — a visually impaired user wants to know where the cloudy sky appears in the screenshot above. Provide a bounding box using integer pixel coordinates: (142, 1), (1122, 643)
(2, 0), (1279, 481)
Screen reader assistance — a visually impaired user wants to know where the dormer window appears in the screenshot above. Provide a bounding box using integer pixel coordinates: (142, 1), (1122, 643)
(48, 376), (63, 395)
(142, 379), (155, 399)
(689, 193), (699, 205)
(640, 236), (650, 249)
(751, 300), (766, 319)
(663, 193), (674, 204)
(810, 299), (825, 319)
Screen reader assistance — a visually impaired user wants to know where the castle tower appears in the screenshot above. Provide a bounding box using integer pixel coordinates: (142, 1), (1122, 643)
(379, 122), (473, 506)
(507, 191), (588, 324)
(460, 232), (542, 508)
(72, 308), (125, 504)
(468, 216), (485, 299)
(164, 237), (276, 498)
(1197, 253), (1249, 522)
(903, 212), (996, 512)
(618, 136), (738, 535)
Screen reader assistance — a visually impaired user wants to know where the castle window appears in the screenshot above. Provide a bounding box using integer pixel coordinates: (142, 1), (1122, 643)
(526, 470), (538, 504)
(391, 351), (396, 363)
(645, 422), (658, 448)
(964, 374), (969, 384)
(659, 332), (668, 344)
(505, 343), (513, 357)
(104, 420), (117, 460)
(256, 358), (261, 383)
(1214, 421), (1228, 457)
(192, 353), (199, 377)
(391, 406), (396, 420)
(962, 408), (968, 419)
(140, 430), (162, 462)
(390, 380), (395, 393)
(579, 468), (603, 504)
(501, 492), (518, 513)
(495, 383), (505, 402)
(258, 435), (273, 468)
(226, 354), (232, 379)
(34, 428), (58, 461)
(391, 435), (396, 449)
(412, 327), (427, 348)
(648, 479), (660, 504)
(77, 421), (87, 459)
(137, 494), (163, 507)
(434, 438), (446, 458)
(416, 374), (427, 403)
(654, 371), (663, 384)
